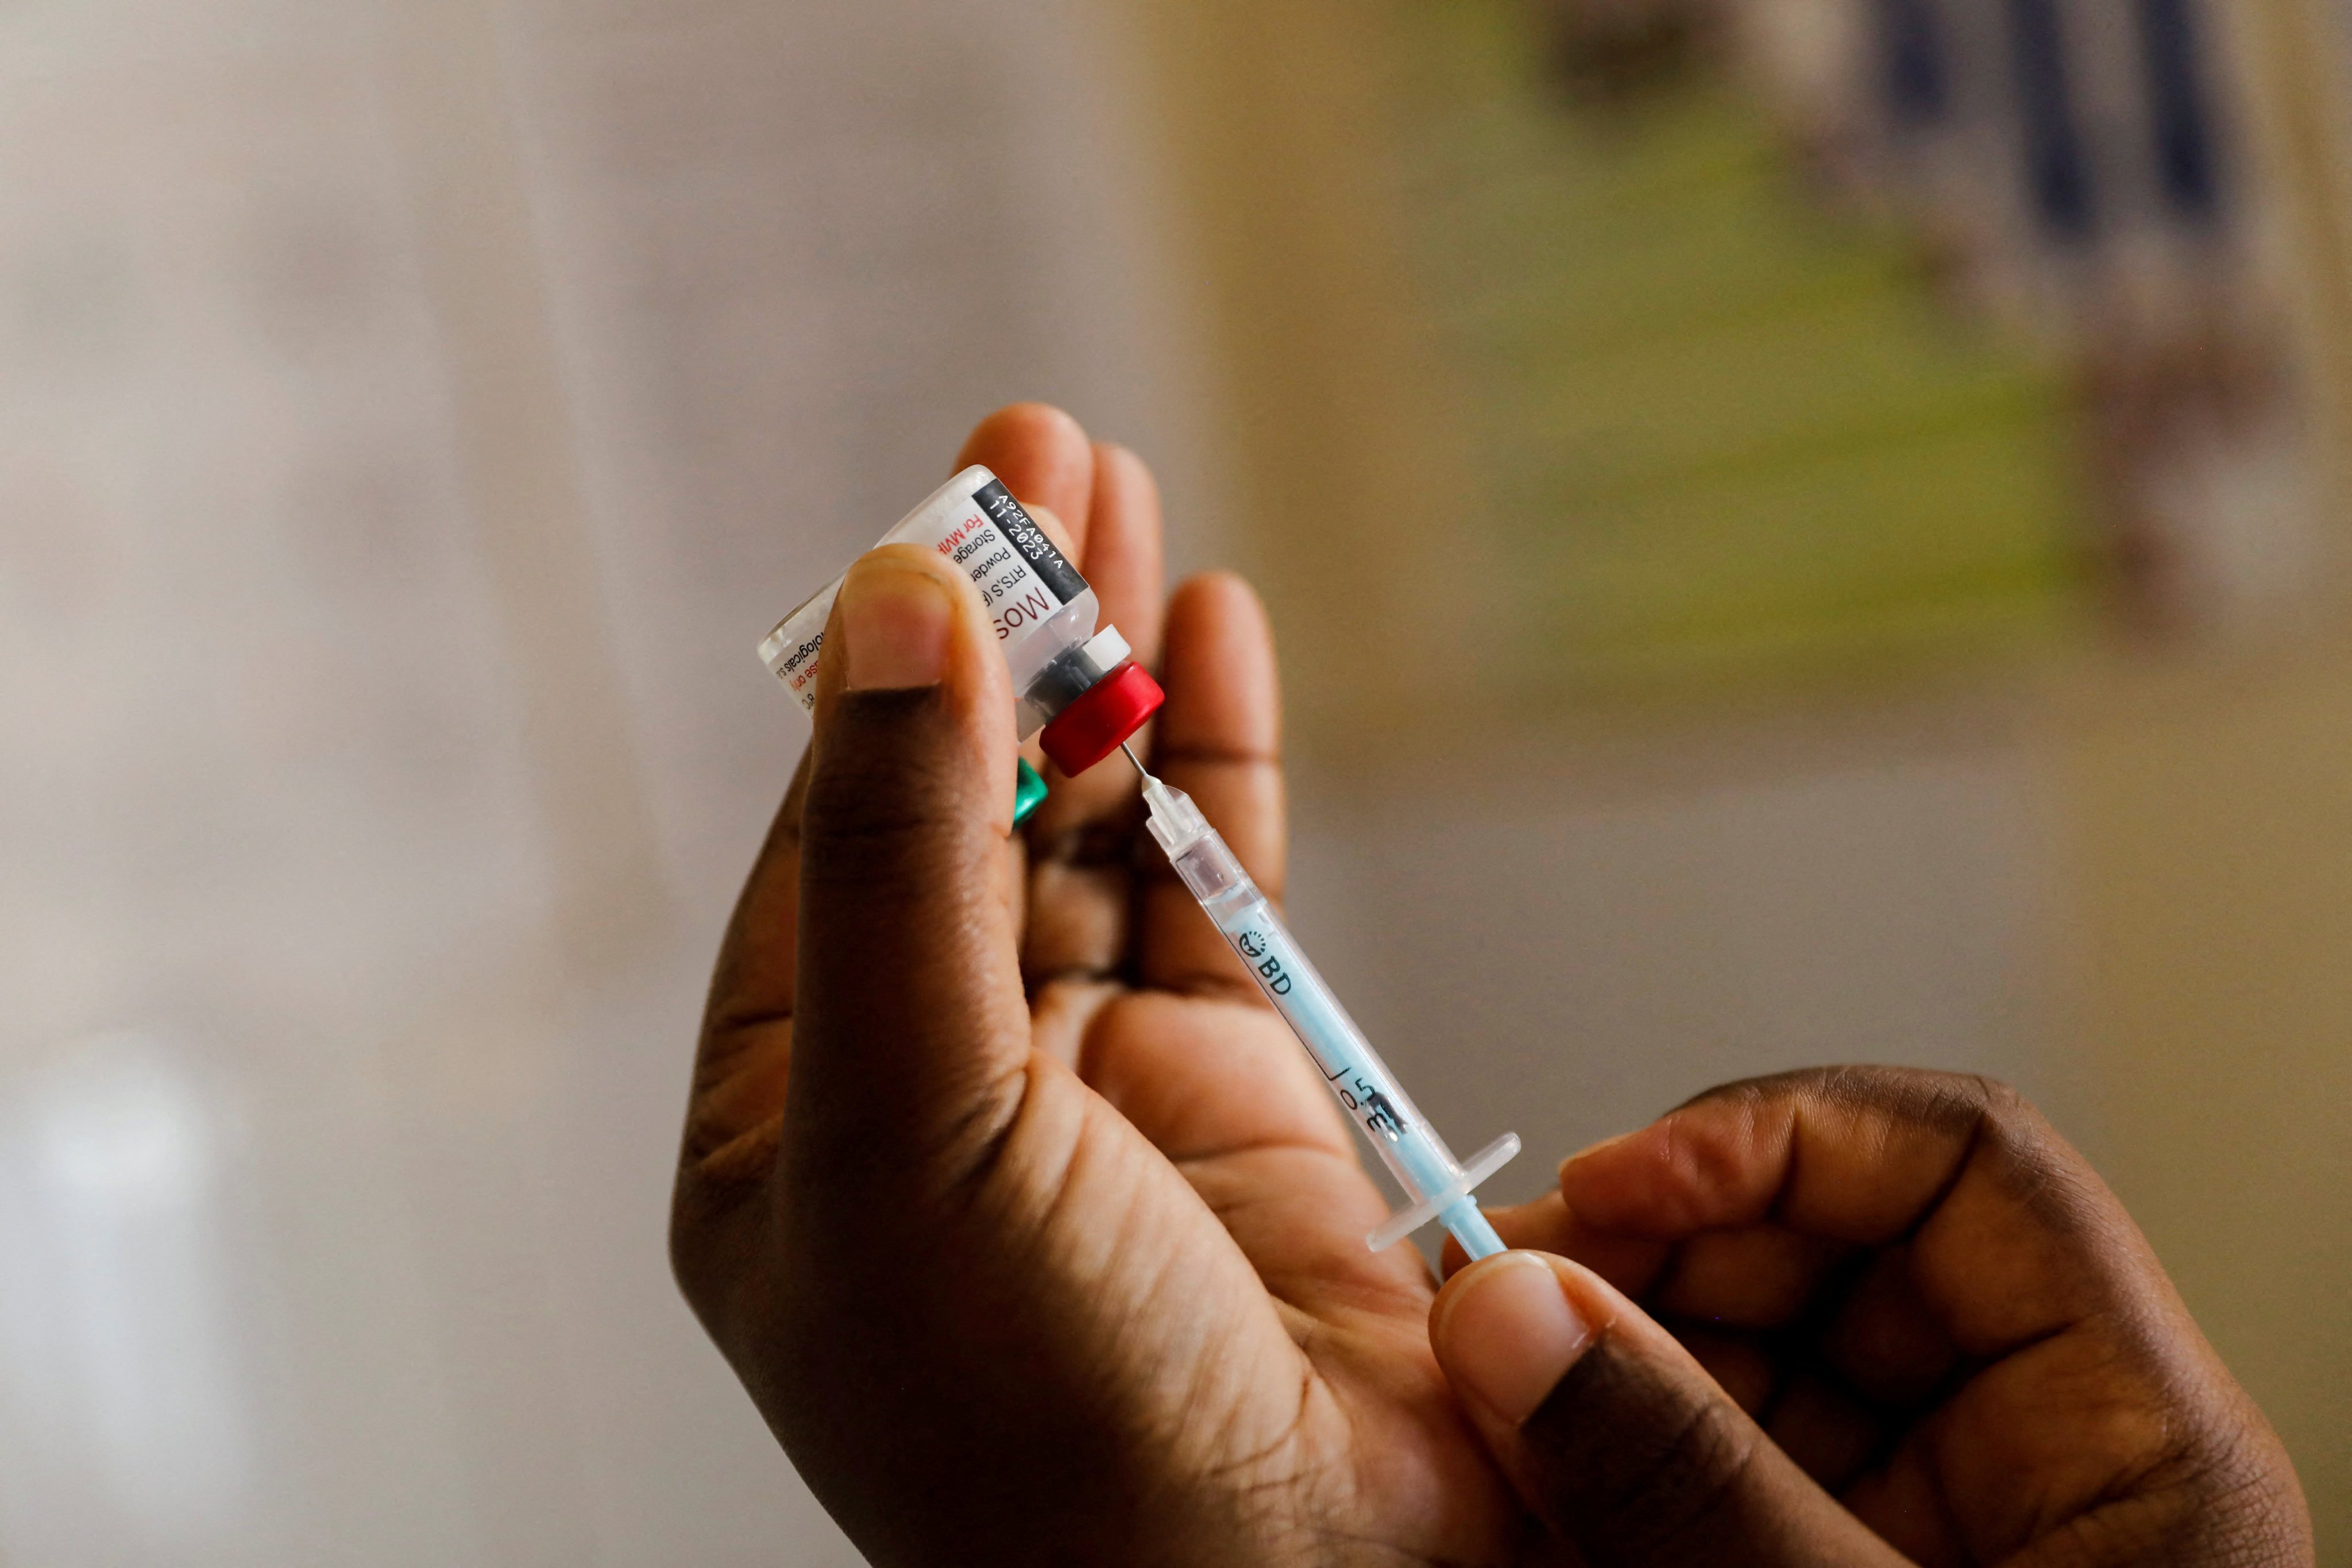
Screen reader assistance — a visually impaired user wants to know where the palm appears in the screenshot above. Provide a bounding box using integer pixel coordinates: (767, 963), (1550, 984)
(1005, 982), (1517, 1563)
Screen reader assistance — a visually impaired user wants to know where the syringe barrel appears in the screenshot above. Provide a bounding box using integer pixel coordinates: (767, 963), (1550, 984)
(1166, 833), (1466, 1207)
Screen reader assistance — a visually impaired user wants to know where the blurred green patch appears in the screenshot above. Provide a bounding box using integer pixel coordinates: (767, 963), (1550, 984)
(1387, 0), (2091, 701)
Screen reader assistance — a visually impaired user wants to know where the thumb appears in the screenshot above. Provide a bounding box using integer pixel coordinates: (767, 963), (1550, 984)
(1430, 1252), (1903, 1568)
(789, 543), (1028, 1181)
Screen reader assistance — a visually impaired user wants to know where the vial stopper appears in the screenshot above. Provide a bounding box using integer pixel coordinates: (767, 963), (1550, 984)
(1040, 662), (1164, 776)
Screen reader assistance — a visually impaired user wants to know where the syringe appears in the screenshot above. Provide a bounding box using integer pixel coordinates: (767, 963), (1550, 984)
(1123, 745), (1518, 1261)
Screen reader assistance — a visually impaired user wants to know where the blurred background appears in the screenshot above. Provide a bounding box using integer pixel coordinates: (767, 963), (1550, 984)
(1, 0), (2347, 1561)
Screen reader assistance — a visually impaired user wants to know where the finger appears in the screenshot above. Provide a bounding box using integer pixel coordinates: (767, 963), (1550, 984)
(1758, 1368), (1883, 1493)
(1020, 442), (1167, 983)
(1817, 1242), (1959, 1408)
(955, 403), (1098, 558)
(1558, 1067), (2111, 1355)
(1648, 1225), (1855, 1327)
(1081, 442), (1166, 665)
(1466, 1214), (1909, 1492)
(1561, 1068), (1990, 1241)
(1461, 1206), (1805, 1417)
(786, 544), (1030, 1179)
(1670, 1323), (1776, 1418)
(1459, 1187), (1673, 1298)
(1139, 573), (1285, 996)
(1430, 1252), (1906, 1568)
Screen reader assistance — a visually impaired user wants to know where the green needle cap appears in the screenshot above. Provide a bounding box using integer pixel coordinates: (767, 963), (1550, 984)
(1013, 757), (1049, 827)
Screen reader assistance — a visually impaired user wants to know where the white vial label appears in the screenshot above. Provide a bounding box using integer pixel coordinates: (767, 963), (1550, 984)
(758, 467), (1088, 712)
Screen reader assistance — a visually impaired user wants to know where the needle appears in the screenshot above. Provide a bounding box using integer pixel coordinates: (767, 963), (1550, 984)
(1120, 740), (1148, 778)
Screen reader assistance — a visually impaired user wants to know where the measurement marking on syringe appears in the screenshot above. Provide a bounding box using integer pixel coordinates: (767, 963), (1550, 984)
(1229, 925), (1415, 1139)
(1362, 1094), (1409, 1141)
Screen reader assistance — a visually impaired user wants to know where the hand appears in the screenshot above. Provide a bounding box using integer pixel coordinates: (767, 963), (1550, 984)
(1430, 1068), (2315, 1567)
(670, 405), (1530, 1566)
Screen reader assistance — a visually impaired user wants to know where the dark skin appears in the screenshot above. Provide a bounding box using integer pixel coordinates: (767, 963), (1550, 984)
(670, 404), (2313, 1567)
(1454, 1069), (2314, 1567)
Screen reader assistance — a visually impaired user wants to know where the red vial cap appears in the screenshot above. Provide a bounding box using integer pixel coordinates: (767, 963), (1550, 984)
(1040, 661), (1164, 777)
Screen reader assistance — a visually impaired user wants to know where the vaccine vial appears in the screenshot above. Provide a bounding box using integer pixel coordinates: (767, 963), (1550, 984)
(758, 465), (1164, 778)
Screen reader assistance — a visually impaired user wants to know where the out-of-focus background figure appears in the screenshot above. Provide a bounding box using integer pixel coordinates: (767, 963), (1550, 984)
(0, 0), (2346, 1562)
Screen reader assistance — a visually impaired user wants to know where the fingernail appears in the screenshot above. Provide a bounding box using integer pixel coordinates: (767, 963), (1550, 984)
(839, 555), (954, 690)
(1437, 1253), (1595, 1425)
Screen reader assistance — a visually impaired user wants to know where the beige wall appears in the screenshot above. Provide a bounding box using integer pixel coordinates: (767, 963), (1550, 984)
(2053, 648), (2352, 1550)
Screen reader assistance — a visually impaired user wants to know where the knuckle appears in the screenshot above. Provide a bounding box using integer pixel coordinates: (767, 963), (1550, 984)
(802, 786), (959, 874)
(1852, 1066), (2001, 1137)
(1683, 1063), (2026, 1140)
(1640, 1395), (1755, 1506)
